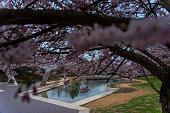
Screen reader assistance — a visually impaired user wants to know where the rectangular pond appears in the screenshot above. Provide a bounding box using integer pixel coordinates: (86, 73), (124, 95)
(37, 80), (120, 103)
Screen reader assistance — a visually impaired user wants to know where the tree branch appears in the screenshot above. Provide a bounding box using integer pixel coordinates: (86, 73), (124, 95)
(139, 65), (160, 94)
(139, 49), (170, 73)
(160, 0), (170, 13)
(0, 9), (131, 26)
(97, 45), (129, 75)
(89, 0), (105, 7)
(165, 43), (170, 49)
(106, 58), (126, 83)
(108, 44), (168, 82)
(25, 0), (39, 9)
(0, 25), (59, 48)
(97, 55), (118, 75)
(40, 51), (69, 55)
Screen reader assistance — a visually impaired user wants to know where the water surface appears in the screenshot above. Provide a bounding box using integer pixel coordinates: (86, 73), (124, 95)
(37, 80), (119, 103)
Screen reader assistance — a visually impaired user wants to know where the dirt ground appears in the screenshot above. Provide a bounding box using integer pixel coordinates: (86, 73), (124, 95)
(82, 80), (153, 109)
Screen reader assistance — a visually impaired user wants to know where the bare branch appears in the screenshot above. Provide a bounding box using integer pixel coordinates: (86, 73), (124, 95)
(25, 0), (39, 9)
(40, 51), (69, 55)
(97, 55), (118, 75)
(0, 25), (59, 48)
(160, 0), (170, 13)
(106, 58), (126, 83)
(139, 65), (160, 94)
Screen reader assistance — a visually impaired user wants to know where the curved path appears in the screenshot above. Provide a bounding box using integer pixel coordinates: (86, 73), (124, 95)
(82, 80), (153, 109)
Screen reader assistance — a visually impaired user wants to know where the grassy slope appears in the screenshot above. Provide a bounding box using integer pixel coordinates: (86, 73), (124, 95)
(90, 77), (162, 113)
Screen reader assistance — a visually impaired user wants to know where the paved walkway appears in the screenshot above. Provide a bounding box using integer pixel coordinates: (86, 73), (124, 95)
(0, 86), (79, 113)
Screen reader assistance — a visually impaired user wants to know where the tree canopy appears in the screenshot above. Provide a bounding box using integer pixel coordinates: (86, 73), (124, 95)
(0, 0), (169, 112)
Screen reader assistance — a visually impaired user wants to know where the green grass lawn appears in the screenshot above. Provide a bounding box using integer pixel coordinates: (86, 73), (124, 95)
(90, 77), (162, 113)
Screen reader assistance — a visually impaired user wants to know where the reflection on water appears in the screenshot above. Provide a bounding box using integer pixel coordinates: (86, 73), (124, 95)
(41, 92), (48, 98)
(38, 80), (116, 103)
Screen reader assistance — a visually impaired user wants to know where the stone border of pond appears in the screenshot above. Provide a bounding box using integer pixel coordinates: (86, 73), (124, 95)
(72, 90), (119, 106)
(0, 90), (4, 92)
(20, 81), (120, 113)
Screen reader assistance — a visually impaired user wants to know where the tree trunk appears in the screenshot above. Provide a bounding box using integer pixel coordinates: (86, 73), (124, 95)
(160, 84), (170, 113)
(40, 73), (51, 86)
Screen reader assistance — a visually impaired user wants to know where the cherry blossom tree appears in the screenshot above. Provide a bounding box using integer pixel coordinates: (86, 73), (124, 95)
(0, 0), (170, 112)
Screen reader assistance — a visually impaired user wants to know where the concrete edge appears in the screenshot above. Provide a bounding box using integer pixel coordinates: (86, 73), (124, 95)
(0, 90), (4, 92)
(29, 95), (90, 111)
(72, 88), (120, 106)
(79, 109), (91, 113)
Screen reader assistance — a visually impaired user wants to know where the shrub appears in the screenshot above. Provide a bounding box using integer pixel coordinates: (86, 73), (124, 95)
(113, 87), (137, 94)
